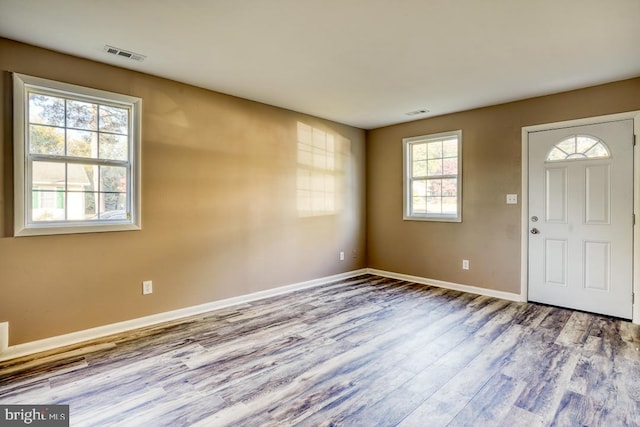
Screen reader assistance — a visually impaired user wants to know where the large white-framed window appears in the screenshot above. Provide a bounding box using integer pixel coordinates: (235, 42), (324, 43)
(403, 130), (462, 222)
(13, 73), (142, 236)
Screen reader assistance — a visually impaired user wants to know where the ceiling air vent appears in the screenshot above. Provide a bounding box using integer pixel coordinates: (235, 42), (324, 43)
(405, 109), (430, 116)
(104, 45), (146, 62)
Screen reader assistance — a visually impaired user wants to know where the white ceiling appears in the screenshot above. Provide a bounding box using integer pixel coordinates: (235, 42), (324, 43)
(1, 0), (639, 129)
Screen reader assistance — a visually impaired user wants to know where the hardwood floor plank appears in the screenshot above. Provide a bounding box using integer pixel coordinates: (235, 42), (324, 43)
(511, 346), (580, 424)
(555, 311), (594, 348)
(274, 352), (416, 425)
(499, 406), (545, 427)
(447, 374), (527, 427)
(334, 388), (425, 427)
(550, 390), (597, 427)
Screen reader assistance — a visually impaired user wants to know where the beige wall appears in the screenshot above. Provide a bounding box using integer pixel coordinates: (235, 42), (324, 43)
(367, 77), (640, 294)
(2, 36), (640, 347)
(0, 38), (367, 345)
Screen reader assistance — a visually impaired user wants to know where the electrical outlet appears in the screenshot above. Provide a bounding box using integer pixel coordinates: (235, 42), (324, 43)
(142, 280), (153, 295)
(462, 259), (470, 270)
(506, 194), (518, 204)
(339, 251), (345, 261)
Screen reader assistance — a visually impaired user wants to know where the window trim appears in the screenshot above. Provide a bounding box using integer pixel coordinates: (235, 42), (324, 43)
(13, 73), (142, 236)
(403, 130), (462, 222)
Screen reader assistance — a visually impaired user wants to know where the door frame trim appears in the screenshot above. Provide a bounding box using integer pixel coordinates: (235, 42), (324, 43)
(521, 111), (640, 323)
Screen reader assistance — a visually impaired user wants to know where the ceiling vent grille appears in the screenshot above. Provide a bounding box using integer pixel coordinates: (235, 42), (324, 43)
(104, 45), (146, 62)
(405, 109), (429, 116)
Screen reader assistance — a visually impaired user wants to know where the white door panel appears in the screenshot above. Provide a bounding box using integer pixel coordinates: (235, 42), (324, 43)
(545, 167), (567, 223)
(584, 165), (610, 224)
(528, 120), (633, 319)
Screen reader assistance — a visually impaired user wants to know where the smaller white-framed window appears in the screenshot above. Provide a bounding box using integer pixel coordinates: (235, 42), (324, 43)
(403, 130), (462, 222)
(13, 73), (142, 236)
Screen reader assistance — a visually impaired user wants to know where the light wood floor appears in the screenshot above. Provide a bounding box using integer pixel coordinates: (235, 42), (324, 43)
(1, 275), (640, 426)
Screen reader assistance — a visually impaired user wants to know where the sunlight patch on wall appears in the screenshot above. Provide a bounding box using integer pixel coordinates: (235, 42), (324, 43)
(296, 122), (349, 217)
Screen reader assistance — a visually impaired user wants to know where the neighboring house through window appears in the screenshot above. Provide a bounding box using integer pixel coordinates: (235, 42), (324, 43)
(13, 73), (142, 236)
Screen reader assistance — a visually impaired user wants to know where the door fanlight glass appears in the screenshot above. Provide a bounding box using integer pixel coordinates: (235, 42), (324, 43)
(546, 135), (610, 162)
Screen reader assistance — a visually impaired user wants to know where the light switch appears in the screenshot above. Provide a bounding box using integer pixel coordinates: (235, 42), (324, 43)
(506, 194), (518, 205)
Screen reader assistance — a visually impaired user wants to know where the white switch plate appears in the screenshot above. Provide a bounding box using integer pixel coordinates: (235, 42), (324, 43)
(506, 194), (518, 204)
(142, 280), (153, 295)
(339, 251), (345, 261)
(462, 259), (469, 270)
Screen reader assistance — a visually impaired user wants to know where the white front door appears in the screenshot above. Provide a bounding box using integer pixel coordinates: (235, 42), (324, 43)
(528, 119), (634, 319)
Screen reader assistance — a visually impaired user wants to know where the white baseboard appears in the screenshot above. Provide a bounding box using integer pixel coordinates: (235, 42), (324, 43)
(366, 268), (523, 302)
(0, 269), (368, 362)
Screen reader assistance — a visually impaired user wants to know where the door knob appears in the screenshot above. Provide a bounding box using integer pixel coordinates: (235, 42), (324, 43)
(530, 228), (540, 234)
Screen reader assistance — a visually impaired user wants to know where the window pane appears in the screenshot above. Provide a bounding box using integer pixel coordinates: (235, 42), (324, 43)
(99, 133), (128, 161)
(585, 143), (609, 158)
(67, 191), (97, 220)
(412, 196), (426, 213)
(443, 157), (458, 175)
(427, 141), (442, 159)
(442, 138), (458, 157)
(32, 161), (65, 187)
(67, 100), (97, 130)
(99, 105), (129, 134)
(67, 129), (98, 158)
(426, 179), (441, 197)
(576, 136), (598, 153)
(442, 178), (457, 196)
(556, 137), (576, 154)
(427, 159), (442, 176)
(29, 124), (64, 155)
(412, 180), (427, 197)
(100, 193), (127, 218)
(67, 163), (96, 190)
(442, 197), (457, 214)
(547, 147), (566, 161)
(32, 190), (65, 221)
(412, 143), (427, 161)
(412, 160), (427, 177)
(29, 93), (65, 126)
(426, 197), (441, 214)
(100, 166), (127, 192)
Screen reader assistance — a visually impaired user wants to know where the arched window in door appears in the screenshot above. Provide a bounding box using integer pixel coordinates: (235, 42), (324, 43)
(546, 135), (610, 162)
